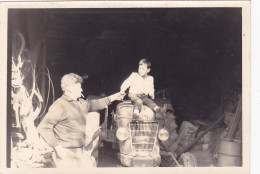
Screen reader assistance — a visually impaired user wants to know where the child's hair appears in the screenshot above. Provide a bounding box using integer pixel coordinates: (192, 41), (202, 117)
(139, 59), (151, 69)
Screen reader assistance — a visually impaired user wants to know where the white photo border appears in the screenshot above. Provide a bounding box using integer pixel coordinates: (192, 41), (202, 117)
(0, 1), (250, 174)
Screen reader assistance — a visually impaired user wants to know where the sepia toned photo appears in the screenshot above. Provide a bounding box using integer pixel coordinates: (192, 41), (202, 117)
(0, 1), (250, 174)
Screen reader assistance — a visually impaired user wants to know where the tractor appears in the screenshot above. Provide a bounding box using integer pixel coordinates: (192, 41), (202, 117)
(99, 90), (197, 167)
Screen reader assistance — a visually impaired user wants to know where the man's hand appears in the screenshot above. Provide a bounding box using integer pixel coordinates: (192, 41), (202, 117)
(54, 144), (67, 159)
(120, 91), (125, 95)
(109, 92), (125, 102)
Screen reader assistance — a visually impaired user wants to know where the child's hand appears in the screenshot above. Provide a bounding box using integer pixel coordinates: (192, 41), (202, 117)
(119, 92), (126, 100)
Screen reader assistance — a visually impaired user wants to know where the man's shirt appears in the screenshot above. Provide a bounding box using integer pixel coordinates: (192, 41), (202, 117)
(38, 95), (111, 148)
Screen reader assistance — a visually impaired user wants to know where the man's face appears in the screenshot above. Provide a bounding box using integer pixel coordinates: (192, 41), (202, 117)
(138, 64), (150, 77)
(67, 83), (83, 100)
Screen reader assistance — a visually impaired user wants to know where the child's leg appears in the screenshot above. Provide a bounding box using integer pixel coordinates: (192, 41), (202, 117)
(129, 94), (143, 113)
(142, 97), (158, 111)
(143, 97), (166, 118)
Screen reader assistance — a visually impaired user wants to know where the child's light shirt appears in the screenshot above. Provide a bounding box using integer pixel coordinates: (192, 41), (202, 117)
(120, 72), (155, 99)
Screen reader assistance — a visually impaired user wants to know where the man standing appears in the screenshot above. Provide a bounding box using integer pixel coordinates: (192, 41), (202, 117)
(38, 73), (123, 168)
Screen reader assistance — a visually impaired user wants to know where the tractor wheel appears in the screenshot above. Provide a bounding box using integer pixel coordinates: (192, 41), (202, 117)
(179, 152), (197, 167)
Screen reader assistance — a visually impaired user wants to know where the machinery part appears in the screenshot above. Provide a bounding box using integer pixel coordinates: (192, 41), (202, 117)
(178, 152), (197, 167)
(217, 138), (242, 166)
(177, 112), (225, 158)
(168, 152), (180, 167)
(130, 121), (158, 154)
(119, 153), (161, 167)
(158, 128), (169, 141)
(116, 127), (129, 141)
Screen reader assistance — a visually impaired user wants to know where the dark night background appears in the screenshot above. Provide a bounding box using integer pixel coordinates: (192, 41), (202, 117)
(10, 8), (242, 121)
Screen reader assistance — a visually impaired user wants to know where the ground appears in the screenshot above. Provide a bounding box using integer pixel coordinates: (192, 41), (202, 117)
(97, 142), (214, 167)
(97, 142), (121, 167)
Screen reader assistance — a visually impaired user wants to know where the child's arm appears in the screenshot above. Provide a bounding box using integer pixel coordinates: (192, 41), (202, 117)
(120, 73), (135, 93)
(148, 76), (155, 99)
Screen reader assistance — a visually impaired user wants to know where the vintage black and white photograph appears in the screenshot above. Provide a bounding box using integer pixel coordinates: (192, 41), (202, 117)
(0, 1), (250, 173)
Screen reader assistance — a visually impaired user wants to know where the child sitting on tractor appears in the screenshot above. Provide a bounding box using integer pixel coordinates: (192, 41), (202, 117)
(120, 59), (166, 120)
